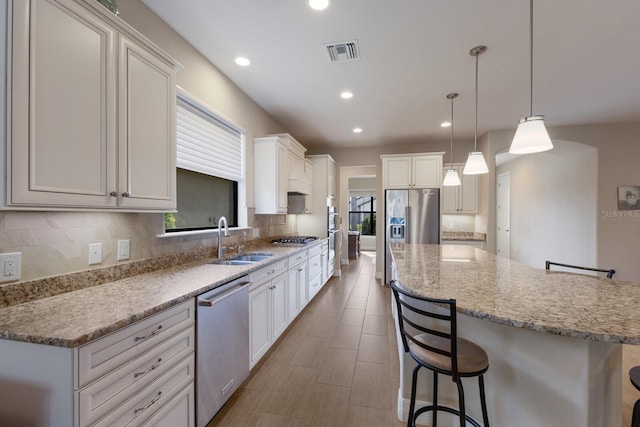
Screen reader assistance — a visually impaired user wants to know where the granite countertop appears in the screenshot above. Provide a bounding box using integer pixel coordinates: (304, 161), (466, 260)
(0, 243), (317, 348)
(441, 231), (486, 241)
(391, 244), (640, 344)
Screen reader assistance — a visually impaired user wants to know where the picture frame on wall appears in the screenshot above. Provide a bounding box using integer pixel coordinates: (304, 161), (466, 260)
(617, 186), (640, 210)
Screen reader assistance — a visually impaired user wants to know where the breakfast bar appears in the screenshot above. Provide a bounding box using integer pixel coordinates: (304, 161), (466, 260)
(390, 244), (640, 426)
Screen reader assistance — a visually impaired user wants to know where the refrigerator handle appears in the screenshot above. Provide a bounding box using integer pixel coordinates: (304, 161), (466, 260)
(405, 206), (410, 242)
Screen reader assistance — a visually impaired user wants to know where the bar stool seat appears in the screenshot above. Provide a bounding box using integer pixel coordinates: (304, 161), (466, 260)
(389, 280), (490, 427)
(630, 366), (640, 426)
(409, 335), (489, 375)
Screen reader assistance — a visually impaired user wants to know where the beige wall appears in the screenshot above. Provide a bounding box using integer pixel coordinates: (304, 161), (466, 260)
(0, 1), (295, 283)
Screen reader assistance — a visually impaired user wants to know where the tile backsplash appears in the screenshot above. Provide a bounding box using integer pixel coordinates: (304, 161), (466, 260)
(0, 209), (299, 284)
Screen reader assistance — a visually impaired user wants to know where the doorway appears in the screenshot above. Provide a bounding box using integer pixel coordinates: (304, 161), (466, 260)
(497, 171), (510, 258)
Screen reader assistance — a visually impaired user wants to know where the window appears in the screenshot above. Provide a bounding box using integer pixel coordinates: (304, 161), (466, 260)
(348, 195), (376, 236)
(165, 93), (244, 232)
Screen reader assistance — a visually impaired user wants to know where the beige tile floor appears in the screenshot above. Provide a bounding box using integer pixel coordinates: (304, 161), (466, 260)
(208, 251), (640, 427)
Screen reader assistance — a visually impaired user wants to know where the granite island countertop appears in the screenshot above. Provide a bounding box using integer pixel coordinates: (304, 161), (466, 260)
(391, 244), (640, 344)
(0, 243), (317, 348)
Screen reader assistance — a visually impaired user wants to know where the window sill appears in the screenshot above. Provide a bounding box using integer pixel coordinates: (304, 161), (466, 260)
(156, 226), (252, 239)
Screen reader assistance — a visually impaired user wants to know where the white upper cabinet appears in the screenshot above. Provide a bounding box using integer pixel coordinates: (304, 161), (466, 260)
(381, 153), (443, 189)
(254, 135), (289, 214)
(441, 164), (478, 214)
(4, 0), (177, 210)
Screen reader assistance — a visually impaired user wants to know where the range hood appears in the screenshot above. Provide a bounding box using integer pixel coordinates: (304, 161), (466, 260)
(288, 177), (310, 195)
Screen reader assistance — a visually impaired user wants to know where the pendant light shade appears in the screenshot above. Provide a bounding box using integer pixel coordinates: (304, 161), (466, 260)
(443, 168), (462, 186)
(510, 115), (553, 153)
(443, 92), (461, 187)
(463, 46), (489, 175)
(509, 0), (553, 154)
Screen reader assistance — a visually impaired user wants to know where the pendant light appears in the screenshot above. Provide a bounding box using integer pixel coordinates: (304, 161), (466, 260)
(509, 0), (553, 154)
(443, 93), (461, 186)
(463, 46), (489, 175)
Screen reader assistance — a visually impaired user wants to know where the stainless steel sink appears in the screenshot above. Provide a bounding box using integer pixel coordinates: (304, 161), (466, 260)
(210, 259), (255, 266)
(230, 253), (274, 262)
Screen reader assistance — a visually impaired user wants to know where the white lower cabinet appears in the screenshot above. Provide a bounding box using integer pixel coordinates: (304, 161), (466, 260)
(249, 260), (288, 368)
(77, 299), (196, 427)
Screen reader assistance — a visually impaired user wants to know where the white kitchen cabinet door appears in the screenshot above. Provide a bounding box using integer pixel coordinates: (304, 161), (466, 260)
(297, 261), (309, 311)
(249, 282), (271, 367)
(6, 0), (177, 210)
(254, 136), (289, 214)
(287, 267), (299, 322)
(412, 155), (441, 188)
(383, 157), (412, 188)
(271, 273), (288, 342)
(304, 159), (314, 213)
(117, 35), (176, 210)
(441, 164), (478, 214)
(9, 0), (118, 207)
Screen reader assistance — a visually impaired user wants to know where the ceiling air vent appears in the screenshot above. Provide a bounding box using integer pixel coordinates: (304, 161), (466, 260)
(324, 40), (360, 63)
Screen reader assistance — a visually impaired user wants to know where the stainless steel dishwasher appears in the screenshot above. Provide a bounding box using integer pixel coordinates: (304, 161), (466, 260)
(196, 275), (250, 427)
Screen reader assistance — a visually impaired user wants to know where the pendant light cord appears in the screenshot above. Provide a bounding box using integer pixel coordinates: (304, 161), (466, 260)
(529, 0), (534, 117)
(474, 50), (478, 151)
(450, 96), (454, 166)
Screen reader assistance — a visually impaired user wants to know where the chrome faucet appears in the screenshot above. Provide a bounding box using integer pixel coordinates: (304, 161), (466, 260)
(217, 216), (230, 259)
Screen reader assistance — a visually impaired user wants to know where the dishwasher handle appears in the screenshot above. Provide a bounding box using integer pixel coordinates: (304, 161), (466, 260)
(198, 278), (250, 308)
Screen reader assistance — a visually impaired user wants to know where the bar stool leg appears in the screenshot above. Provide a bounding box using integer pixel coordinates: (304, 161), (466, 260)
(408, 364), (420, 427)
(432, 371), (439, 427)
(479, 375), (489, 427)
(456, 379), (466, 427)
(632, 398), (640, 427)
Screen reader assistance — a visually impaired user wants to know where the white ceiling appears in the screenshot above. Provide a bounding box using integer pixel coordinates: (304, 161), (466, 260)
(142, 0), (640, 149)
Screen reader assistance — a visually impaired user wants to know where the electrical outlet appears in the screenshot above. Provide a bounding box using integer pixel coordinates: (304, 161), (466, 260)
(0, 252), (21, 283)
(89, 243), (102, 265)
(117, 239), (130, 261)
(252, 228), (260, 239)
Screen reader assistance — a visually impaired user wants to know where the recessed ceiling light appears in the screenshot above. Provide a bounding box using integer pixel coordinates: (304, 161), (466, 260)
(353, 127), (363, 133)
(309, 0), (330, 11)
(441, 121), (452, 128)
(235, 57), (250, 67)
(340, 91), (354, 99)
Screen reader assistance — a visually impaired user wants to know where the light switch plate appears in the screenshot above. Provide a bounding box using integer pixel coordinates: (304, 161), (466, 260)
(117, 240), (130, 261)
(0, 252), (21, 283)
(89, 243), (102, 265)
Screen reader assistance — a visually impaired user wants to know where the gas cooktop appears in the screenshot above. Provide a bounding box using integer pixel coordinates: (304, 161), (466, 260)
(271, 236), (319, 245)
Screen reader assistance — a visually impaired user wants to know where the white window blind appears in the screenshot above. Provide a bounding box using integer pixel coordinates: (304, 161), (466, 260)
(176, 95), (243, 182)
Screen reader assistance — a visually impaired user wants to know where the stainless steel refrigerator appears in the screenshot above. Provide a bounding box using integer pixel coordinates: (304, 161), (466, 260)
(384, 188), (440, 285)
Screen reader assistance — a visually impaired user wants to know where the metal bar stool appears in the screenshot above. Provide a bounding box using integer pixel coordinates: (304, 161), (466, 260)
(389, 280), (490, 427)
(630, 366), (640, 426)
(545, 260), (615, 278)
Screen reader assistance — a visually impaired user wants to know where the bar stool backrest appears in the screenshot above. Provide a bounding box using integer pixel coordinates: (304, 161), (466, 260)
(389, 280), (461, 380)
(545, 260), (615, 279)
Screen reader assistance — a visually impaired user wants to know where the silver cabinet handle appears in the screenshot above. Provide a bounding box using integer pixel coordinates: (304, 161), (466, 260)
(134, 358), (162, 378)
(110, 191), (118, 197)
(122, 192), (130, 197)
(298, 268), (303, 272)
(134, 391), (162, 414)
(267, 269), (276, 275)
(134, 325), (162, 341)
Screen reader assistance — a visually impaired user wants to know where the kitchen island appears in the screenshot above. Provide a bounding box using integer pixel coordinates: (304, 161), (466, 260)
(390, 244), (640, 427)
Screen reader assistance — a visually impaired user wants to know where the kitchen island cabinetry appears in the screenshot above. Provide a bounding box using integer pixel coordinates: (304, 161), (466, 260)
(390, 244), (636, 426)
(249, 259), (288, 368)
(441, 163), (478, 213)
(5, 0), (177, 210)
(381, 153), (444, 189)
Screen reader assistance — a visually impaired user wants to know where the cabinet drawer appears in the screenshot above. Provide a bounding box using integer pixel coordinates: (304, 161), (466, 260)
(92, 354), (194, 427)
(308, 252), (322, 280)
(250, 259), (288, 288)
(287, 251), (307, 268)
(140, 382), (195, 427)
(78, 327), (194, 426)
(77, 299), (194, 388)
